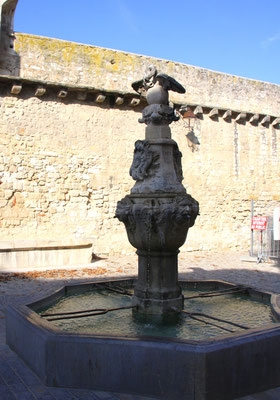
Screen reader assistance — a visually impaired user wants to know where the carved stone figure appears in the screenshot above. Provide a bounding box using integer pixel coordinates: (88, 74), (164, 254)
(129, 139), (185, 194)
(115, 196), (136, 233)
(132, 64), (185, 105)
(138, 104), (179, 125)
(173, 144), (183, 182)
(129, 140), (159, 181)
(116, 194), (199, 252)
(132, 65), (185, 126)
(131, 65), (157, 96)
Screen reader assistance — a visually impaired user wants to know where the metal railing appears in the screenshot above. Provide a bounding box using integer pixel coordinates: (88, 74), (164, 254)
(252, 216), (280, 262)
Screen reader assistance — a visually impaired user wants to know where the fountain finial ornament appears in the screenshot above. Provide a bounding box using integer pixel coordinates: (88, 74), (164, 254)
(116, 66), (199, 314)
(132, 64), (185, 102)
(132, 65), (185, 126)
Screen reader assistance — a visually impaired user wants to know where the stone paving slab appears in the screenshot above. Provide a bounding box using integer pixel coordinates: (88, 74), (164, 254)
(0, 251), (280, 399)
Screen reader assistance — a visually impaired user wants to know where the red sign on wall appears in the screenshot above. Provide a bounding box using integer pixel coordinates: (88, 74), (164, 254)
(251, 216), (267, 231)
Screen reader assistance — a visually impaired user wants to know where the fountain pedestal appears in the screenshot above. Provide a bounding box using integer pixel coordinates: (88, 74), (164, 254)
(133, 249), (183, 313)
(116, 117), (199, 314)
(116, 69), (199, 314)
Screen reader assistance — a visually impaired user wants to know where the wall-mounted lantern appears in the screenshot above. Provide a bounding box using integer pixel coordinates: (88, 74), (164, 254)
(180, 106), (197, 131)
(179, 106), (200, 152)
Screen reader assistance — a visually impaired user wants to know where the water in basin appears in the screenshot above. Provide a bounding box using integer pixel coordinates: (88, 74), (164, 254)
(37, 286), (276, 341)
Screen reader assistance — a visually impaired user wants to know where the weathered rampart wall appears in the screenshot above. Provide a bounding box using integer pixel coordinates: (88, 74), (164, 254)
(0, 33), (279, 256)
(14, 33), (280, 116)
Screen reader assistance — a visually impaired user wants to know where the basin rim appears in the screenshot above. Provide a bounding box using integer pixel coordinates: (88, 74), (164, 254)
(6, 277), (280, 348)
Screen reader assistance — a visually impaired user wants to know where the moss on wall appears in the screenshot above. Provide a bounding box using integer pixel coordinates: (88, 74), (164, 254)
(14, 33), (280, 116)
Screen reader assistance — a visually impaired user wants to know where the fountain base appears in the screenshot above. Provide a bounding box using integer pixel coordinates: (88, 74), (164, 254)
(132, 294), (184, 314)
(6, 278), (280, 400)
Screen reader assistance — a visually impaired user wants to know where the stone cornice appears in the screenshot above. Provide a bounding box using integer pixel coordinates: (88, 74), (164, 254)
(180, 103), (280, 128)
(0, 74), (144, 108)
(1, 74), (279, 128)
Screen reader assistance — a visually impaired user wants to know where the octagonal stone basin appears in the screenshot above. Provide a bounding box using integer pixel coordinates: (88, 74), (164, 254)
(5, 278), (280, 400)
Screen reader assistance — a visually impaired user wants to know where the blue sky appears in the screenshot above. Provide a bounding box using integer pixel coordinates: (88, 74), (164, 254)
(14, 0), (280, 85)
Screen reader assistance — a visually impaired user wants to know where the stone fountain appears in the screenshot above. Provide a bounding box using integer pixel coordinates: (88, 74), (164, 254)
(116, 65), (199, 315)
(5, 66), (280, 400)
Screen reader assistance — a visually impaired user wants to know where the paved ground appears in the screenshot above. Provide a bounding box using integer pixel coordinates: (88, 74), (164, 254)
(0, 251), (280, 399)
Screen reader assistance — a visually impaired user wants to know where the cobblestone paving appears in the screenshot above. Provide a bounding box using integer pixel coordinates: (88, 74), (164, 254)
(0, 251), (280, 399)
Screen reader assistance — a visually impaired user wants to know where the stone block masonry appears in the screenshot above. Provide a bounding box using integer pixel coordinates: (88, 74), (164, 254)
(0, 239), (93, 271)
(0, 90), (145, 255)
(0, 33), (280, 258)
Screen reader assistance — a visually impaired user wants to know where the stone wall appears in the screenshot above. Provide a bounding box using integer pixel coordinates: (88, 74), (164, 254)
(0, 33), (280, 256)
(0, 90), (145, 255)
(14, 33), (280, 116)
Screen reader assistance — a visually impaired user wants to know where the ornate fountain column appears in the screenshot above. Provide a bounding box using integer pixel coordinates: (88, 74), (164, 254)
(116, 66), (199, 314)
